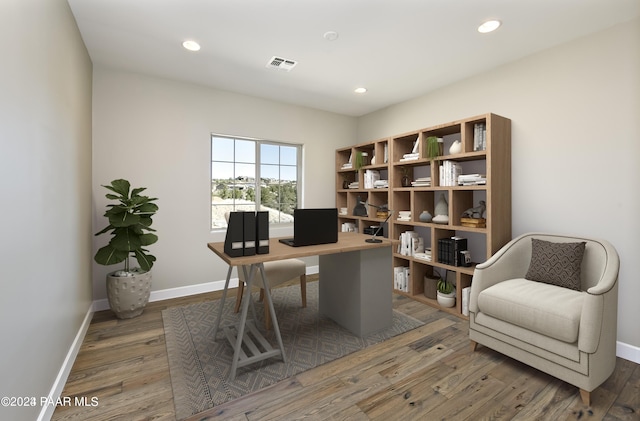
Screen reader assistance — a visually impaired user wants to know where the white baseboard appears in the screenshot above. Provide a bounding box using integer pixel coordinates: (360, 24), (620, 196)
(617, 341), (640, 364)
(93, 265), (320, 312)
(38, 305), (94, 421)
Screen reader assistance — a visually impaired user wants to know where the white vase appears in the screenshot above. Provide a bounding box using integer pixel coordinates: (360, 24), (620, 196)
(106, 270), (152, 319)
(434, 193), (448, 216)
(449, 140), (462, 154)
(419, 210), (432, 222)
(437, 290), (456, 308)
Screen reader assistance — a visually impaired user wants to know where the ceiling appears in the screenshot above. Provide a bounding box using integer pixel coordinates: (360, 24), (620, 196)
(67, 0), (639, 117)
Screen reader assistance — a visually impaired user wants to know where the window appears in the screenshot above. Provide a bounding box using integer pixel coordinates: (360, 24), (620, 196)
(211, 134), (302, 230)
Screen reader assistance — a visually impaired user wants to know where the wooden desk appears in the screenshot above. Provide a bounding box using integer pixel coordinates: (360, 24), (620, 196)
(207, 232), (393, 380)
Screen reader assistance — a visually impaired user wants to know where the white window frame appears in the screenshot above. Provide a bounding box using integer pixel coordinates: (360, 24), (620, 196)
(210, 134), (302, 231)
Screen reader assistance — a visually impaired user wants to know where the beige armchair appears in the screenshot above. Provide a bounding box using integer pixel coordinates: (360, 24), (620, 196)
(235, 259), (307, 330)
(469, 232), (619, 405)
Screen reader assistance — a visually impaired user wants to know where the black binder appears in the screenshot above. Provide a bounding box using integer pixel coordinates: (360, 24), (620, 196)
(256, 211), (269, 254)
(452, 237), (468, 266)
(243, 212), (256, 256)
(224, 212), (244, 257)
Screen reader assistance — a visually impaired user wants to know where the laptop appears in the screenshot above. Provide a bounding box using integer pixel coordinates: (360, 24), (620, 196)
(279, 208), (338, 247)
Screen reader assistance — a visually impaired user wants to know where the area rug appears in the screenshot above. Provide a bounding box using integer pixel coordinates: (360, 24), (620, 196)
(162, 282), (424, 420)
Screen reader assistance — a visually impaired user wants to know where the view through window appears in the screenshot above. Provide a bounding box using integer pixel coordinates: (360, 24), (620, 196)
(211, 135), (301, 230)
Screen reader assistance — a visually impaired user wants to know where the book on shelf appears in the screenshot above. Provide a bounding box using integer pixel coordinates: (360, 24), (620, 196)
(462, 287), (471, 316)
(364, 169), (380, 189)
(474, 122), (486, 151)
(411, 176), (431, 187)
(373, 179), (389, 188)
(341, 222), (357, 232)
(460, 217), (486, 228)
(348, 181), (359, 189)
(438, 236), (468, 266)
(439, 160), (462, 186)
(414, 247), (432, 262)
(394, 266), (410, 292)
(458, 173), (486, 186)
(398, 230), (422, 256)
(400, 152), (419, 162)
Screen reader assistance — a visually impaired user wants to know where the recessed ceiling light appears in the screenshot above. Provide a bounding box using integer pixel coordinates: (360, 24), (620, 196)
(182, 40), (201, 51)
(354, 87), (367, 94)
(478, 20), (501, 33)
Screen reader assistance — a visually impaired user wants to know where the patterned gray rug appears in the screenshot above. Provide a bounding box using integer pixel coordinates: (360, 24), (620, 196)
(162, 281), (424, 420)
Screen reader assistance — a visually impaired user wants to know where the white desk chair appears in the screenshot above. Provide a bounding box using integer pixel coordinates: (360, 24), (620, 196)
(235, 259), (307, 330)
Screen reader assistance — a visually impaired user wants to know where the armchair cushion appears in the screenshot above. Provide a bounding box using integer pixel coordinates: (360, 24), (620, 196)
(477, 278), (584, 343)
(525, 239), (586, 290)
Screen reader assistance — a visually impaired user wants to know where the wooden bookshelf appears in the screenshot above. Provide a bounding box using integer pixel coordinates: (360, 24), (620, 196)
(336, 113), (511, 318)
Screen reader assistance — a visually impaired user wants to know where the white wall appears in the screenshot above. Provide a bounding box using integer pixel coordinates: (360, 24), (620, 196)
(357, 19), (640, 352)
(92, 68), (357, 299)
(0, 0), (93, 420)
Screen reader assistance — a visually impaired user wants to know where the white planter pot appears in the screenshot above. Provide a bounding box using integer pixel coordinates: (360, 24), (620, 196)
(106, 270), (152, 319)
(437, 290), (456, 308)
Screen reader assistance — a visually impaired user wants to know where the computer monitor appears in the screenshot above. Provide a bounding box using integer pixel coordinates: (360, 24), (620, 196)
(279, 208), (338, 247)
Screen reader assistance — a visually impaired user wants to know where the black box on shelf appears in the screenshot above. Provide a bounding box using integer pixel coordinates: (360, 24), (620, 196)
(452, 236), (467, 266)
(438, 237), (468, 266)
(438, 238), (455, 265)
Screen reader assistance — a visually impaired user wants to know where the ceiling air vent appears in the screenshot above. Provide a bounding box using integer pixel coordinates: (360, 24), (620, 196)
(266, 56), (298, 71)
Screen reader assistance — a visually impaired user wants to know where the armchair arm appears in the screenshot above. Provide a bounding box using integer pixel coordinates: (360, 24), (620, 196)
(578, 241), (619, 353)
(585, 241), (620, 295)
(470, 234), (533, 313)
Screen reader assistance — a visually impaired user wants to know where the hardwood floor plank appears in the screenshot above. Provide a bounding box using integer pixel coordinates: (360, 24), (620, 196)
(52, 278), (639, 421)
(604, 362), (640, 421)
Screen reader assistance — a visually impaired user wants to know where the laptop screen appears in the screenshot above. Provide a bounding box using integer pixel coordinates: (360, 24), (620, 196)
(293, 208), (338, 246)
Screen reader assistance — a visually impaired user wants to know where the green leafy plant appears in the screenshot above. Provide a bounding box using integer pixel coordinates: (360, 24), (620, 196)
(426, 136), (441, 160)
(437, 277), (454, 294)
(94, 179), (159, 273)
(354, 151), (365, 170)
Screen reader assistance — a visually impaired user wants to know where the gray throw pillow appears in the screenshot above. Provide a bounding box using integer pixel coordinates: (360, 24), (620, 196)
(525, 238), (586, 291)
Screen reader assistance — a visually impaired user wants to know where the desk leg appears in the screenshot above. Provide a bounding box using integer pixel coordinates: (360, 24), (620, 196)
(241, 266), (259, 324)
(230, 264), (258, 381)
(258, 263), (287, 364)
(212, 265), (233, 341)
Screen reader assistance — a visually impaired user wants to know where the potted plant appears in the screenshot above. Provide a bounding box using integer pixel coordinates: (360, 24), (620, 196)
(423, 267), (441, 299)
(94, 179), (159, 319)
(436, 274), (456, 308)
(354, 151), (366, 170)
(426, 136), (443, 160)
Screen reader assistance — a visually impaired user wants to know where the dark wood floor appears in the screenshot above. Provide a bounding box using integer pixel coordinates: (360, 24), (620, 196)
(53, 277), (639, 420)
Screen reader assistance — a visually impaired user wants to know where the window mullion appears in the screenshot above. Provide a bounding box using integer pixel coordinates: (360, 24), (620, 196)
(255, 141), (261, 210)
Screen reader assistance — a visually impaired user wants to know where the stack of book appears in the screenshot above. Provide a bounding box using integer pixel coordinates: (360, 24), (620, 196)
(373, 179), (388, 188)
(400, 152), (419, 162)
(474, 122), (486, 151)
(398, 230), (423, 256)
(411, 177), (431, 187)
(341, 162), (353, 170)
(341, 222), (357, 232)
(460, 217), (486, 228)
(363, 169), (380, 189)
(414, 247), (432, 262)
(458, 174), (486, 185)
(439, 160), (462, 186)
(394, 266), (410, 292)
(348, 181), (359, 189)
